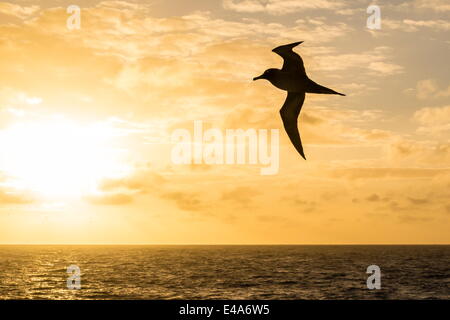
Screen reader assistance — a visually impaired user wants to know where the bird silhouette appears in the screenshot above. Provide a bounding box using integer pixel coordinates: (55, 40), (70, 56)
(253, 41), (345, 160)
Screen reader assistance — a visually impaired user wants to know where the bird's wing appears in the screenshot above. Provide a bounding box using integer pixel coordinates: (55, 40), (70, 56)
(272, 41), (305, 74)
(279, 91), (306, 159)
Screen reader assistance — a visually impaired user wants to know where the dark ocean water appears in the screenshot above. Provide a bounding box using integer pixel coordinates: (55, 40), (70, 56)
(0, 245), (448, 299)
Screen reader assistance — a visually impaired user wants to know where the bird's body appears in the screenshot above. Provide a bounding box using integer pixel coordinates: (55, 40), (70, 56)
(263, 69), (308, 92)
(253, 41), (345, 159)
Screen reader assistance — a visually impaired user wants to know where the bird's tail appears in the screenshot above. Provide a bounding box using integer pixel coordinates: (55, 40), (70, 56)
(306, 79), (345, 96)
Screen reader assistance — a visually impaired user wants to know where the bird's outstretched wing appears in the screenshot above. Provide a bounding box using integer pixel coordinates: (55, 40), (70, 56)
(272, 41), (305, 75)
(279, 92), (306, 159)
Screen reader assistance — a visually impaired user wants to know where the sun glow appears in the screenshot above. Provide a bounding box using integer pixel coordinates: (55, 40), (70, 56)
(0, 119), (129, 197)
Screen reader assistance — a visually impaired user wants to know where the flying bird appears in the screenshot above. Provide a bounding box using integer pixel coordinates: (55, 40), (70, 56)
(253, 41), (345, 160)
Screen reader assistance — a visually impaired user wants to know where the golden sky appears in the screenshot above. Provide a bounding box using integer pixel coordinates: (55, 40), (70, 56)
(0, 0), (449, 244)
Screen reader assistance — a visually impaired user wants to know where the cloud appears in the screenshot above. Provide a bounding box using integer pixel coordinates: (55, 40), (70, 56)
(222, 0), (345, 15)
(0, 2), (39, 19)
(417, 79), (439, 99)
(312, 47), (403, 76)
(384, 19), (450, 32)
(414, 105), (450, 136)
(403, 19), (450, 31)
(352, 194), (390, 203)
(329, 167), (450, 180)
(98, 170), (166, 194)
(0, 188), (33, 204)
(366, 194), (380, 202)
(221, 186), (259, 206)
(415, 79), (450, 99)
(162, 191), (206, 211)
(407, 197), (429, 205)
(85, 164), (168, 206)
(414, 105), (450, 125)
(0, 4), (352, 125)
(86, 193), (134, 205)
(281, 195), (317, 213)
(95, 165), (215, 212)
(389, 139), (450, 165)
(397, 214), (433, 223)
(368, 61), (403, 75)
(28, 5), (352, 58)
(414, 0), (450, 12)
(222, 101), (393, 149)
(98, 1), (146, 11)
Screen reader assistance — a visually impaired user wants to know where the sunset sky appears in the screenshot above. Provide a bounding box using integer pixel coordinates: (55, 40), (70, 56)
(0, 0), (448, 244)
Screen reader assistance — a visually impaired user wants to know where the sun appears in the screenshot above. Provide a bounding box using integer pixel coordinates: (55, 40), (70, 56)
(0, 119), (129, 197)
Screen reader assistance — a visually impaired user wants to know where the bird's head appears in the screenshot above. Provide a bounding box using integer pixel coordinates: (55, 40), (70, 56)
(253, 68), (277, 81)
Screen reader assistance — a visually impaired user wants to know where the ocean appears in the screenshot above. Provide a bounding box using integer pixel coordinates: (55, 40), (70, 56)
(0, 245), (448, 299)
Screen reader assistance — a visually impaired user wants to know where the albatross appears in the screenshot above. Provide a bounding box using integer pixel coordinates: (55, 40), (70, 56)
(253, 41), (345, 160)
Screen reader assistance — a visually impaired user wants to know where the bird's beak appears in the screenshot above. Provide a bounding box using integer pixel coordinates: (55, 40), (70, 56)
(253, 74), (264, 81)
